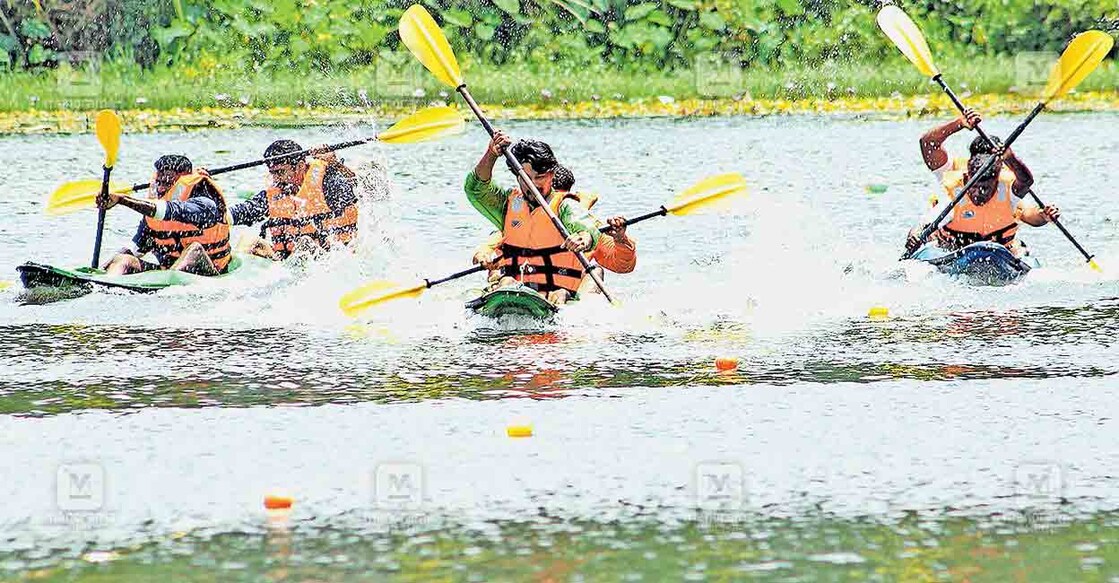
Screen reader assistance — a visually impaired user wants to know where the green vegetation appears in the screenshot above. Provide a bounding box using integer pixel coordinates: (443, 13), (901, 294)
(0, 1), (1114, 114)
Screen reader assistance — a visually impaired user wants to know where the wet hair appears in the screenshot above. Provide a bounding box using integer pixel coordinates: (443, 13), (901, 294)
(264, 139), (305, 167)
(967, 153), (1003, 183)
(510, 139), (557, 174)
(553, 165), (575, 191)
(969, 135), (1002, 156)
(153, 154), (192, 174)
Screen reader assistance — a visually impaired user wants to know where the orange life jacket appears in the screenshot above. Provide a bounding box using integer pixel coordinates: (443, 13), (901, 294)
(264, 159), (358, 258)
(144, 174), (232, 272)
(498, 190), (587, 295)
(940, 169), (1020, 247)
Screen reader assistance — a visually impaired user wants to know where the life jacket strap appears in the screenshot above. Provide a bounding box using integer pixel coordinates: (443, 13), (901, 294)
(943, 222), (1017, 246)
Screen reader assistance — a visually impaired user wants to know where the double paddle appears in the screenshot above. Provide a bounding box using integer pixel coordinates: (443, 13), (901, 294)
(45, 106), (465, 217)
(398, 4), (616, 302)
(877, 6), (1113, 262)
(339, 173), (748, 316)
(91, 111), (122, 268)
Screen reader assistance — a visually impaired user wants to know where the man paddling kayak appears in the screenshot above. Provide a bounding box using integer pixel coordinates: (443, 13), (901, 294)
(466, 132), (600, 305)
(472, 164), (638, 285)
(906, 107), (1059, 256)
(98, 155), (232, 276)
(229, 140), (359, 260)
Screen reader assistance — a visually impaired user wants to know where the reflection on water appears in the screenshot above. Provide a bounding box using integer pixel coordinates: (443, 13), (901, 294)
(3, 297), (1119, 415)
(3, 512), (1116, 580)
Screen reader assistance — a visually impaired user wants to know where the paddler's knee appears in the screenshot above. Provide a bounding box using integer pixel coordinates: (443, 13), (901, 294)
(249, 238), (275, 259)
(545, 290), (571, 305)
(105, 251), (142, 276)
(172, 242), (219, 276)
(577, 266), (605, 296)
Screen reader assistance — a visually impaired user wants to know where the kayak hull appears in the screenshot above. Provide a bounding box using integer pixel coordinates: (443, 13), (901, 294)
(465, 285), (559, 321)
(912, 241), (1038, 286)
(17, 255), (255, 299)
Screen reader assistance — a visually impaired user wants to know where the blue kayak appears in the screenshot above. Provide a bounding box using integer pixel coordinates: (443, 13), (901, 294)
(911, 241), (1039, 286)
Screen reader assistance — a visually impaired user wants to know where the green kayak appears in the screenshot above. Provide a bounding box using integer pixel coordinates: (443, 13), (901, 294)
(465, 285), (559, 321)
(17, 255), (266, 301)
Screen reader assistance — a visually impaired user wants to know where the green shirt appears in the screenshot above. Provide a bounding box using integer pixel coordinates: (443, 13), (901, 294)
(464, 171), (600, 249)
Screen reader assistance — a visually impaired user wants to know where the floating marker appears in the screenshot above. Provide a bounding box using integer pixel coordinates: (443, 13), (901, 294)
(715, 356), (739, 371)
(264, 492), (294, 510)
(868, 306), (890, 319)
(865, 183), (888, 194)
(506, 425), (533, 438)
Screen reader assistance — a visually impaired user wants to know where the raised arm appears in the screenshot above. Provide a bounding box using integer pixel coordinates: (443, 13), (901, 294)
(474, 130), (510, 182)
(1001, 146), (1034, 197)
(920, 108), (981, 170)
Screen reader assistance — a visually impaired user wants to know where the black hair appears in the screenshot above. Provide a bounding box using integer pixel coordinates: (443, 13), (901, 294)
(153, 154), (192, 174)
(967, 153), (1003, 182)
(969, 135), (1002, 156)
(553, 165), (575, 191)
(510, 139), (557, 174)
(264, 139), (305, 167)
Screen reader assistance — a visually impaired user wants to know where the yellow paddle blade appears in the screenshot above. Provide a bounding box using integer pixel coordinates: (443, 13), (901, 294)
(1089, 259), (1102, 273)
(45, 179), (132, 216)
(377, 106), (465, 144)
(0, 280), (12, 291)
(664, 173), (748, 216)
(95, 110), (122, 168)
(1043, 31), (1114, 102)
(399, 4), (464, 88)
(876, 6), (939, 78)
(339, 280), (428, 317)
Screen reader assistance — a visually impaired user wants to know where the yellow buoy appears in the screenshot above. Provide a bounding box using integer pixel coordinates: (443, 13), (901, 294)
(868, 306), (890, 319)
(506, 425), (533, 438)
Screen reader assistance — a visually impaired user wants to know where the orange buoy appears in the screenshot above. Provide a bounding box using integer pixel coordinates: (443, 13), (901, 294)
(715, 356), (739, 371)
(264, 492), (293, 510)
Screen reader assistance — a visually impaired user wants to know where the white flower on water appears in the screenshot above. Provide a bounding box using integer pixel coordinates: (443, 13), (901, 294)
(540, 89), (553, 99)
(413, 88), (426, 98)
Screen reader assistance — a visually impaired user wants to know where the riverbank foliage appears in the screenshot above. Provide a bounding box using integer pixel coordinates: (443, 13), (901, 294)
(0, 1), (1115, 112)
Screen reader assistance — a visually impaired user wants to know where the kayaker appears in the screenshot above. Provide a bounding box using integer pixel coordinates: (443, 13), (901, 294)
(906, 108), (1059, 255)
(465, 132), (600, 305)
(229, 140), (359, 260)
(98, 154), (232, 276)
(472, 164), (638, 283)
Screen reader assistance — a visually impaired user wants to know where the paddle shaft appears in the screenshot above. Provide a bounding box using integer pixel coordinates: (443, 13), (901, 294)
(933, 75), (1095, 264)
(455, 85), (615, 303)
(426, 265), (485, 288)
(91, 165), (112, 268)
(116, 138), (375, 194)
(616, 207), (667, 230)
(903, 101), (1045, 260)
